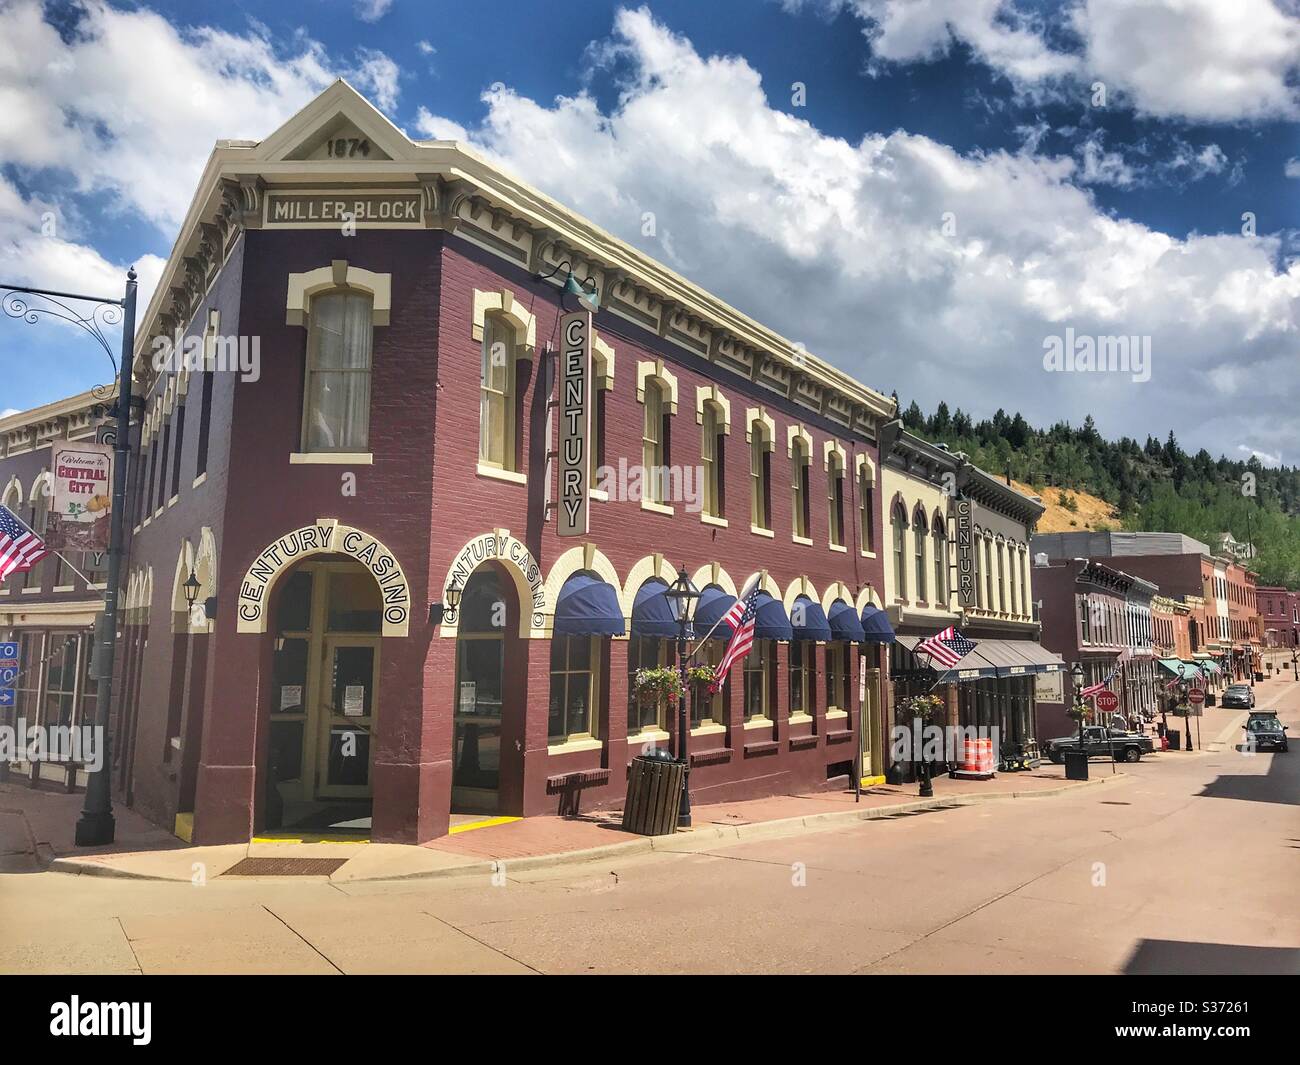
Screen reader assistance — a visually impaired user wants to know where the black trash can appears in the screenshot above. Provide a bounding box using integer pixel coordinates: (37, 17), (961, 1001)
(1063, 748), (1089, 781)
(622, 750), (686, 836)
(1166, 728), (1180, 751)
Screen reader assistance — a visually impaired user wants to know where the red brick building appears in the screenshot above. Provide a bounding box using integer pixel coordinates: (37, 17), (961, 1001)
(60, 82), (896, 845)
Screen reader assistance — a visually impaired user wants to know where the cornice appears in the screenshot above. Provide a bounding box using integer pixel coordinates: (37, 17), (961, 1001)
(128, 84), (896, 430)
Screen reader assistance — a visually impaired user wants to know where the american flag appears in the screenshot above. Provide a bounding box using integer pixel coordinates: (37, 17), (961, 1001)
(1082, 647), (1136, 697)
(709, 587), (761, 693)
(0, 505), (48, 582)
(915, 626), (976, 668)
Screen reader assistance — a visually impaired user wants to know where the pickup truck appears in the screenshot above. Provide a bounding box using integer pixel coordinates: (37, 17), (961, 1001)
(1042, 726), (1155, 764)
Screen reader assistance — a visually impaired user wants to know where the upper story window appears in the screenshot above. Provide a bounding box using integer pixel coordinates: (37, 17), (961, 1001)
(791, 436), (811, 539)
(997, 540), (1007, 613)
(912, 507), (927, 603)
(932, 514), (947, 607)
(701, 401), (725, 520)
(479, 312), (518, 471)
(973, 527), (983, 609)
(858, 459), (875, 554)
(303, 291), (374, 453)
(827, 451), (845, 547)
(891, 502), (908, 600)
(642, 378), (669, 503)
(22, 476), (51, 590)
(984, 536), (995, 610)
(750, 418), (772, 530)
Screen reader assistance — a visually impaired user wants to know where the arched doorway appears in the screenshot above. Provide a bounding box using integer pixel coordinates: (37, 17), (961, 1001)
(452, 565), (516, 813)
(265, 558), (384, 832)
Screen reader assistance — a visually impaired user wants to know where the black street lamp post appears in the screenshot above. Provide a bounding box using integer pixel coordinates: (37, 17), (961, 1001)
(1065, 662), (1089, 781)
(663, 565), (700, 828)
(1, 270), (138, 847)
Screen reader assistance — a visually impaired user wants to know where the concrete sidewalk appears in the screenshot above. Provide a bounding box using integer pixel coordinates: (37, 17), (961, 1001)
(6, 696), (1253, 885)
(5, 762), (1138, 885)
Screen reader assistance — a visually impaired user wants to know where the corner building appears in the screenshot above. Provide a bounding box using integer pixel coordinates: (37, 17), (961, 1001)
(116, 83), (894, 844)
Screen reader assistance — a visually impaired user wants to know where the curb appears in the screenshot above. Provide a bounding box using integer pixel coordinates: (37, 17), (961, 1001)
(41, 773), (1125, 884)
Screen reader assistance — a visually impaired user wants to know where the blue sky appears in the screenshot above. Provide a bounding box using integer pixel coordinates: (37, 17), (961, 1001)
(1, 0), (1298, 462)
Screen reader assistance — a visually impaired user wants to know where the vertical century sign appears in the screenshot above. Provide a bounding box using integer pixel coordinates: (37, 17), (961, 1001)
(557, 310), (592, 537)
(952, 496), (975, 608)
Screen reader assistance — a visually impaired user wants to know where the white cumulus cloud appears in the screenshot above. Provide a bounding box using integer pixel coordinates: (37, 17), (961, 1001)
(423, 6), (1300, 458)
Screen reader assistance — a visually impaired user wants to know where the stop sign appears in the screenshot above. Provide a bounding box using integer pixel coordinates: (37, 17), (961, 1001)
(1188, 688), (1205, 704)
(1095, 690), (1119, 713)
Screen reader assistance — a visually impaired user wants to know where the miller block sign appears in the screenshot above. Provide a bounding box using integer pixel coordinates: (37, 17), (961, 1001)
(952, 496), (975, 607)
(46, 442), (112, 552)
(263, 191), (424, 228)
(557, 311), (592, 538)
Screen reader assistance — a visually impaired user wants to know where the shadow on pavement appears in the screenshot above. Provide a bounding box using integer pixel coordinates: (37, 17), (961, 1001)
(1195, 748), (1297, 807)
(1124, 939), (1300, 975)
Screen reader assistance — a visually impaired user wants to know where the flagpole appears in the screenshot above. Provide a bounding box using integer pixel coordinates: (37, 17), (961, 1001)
(688, 574), (759, 659)
(1, 504), (106, 599)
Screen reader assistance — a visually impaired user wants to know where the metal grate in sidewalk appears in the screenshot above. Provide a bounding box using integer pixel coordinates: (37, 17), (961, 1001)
(221, 857), (348, 877)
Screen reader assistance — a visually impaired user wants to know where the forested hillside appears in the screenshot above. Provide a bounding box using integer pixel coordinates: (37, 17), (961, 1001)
(895, 398), (1300, 587)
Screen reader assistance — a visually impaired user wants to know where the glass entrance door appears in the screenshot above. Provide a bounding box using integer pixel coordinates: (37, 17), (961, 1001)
(453, 636), (503, 810)
(316, 636), (380, 799)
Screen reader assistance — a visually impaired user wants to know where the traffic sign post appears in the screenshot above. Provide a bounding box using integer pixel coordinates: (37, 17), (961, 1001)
(1095, 691), (1119, 714)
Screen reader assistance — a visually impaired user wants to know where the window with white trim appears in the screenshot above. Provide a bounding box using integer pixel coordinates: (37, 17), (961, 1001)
(303, 291), (373, 452)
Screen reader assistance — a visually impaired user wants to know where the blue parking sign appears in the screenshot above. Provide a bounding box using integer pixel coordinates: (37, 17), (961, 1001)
(0, 667), (16, 686)
(0, 689), (13, 707)
(0, 641), (16, 666)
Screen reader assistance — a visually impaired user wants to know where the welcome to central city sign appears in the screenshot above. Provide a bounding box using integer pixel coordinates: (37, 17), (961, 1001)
(237, 519), (412, 636)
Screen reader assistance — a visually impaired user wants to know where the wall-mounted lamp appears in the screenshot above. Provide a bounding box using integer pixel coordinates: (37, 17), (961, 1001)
(182, 568), (202, 610)
(536, 259), (599, 314)
(429, 581), (463, 625)
(183, 567), (217, 623)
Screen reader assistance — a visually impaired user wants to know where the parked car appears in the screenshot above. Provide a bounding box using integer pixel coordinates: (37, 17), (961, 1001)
(1043, 726), (1154, 764)
(1221, 684), (1256, 709)
(1243, 713), (1289, 752)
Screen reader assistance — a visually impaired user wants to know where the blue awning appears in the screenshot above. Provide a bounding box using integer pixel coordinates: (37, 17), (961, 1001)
(860, 604), (896, 644)
(693, 585), (737, 641)
(790, 595), (832, 642)
(753, 591), (793, 641)
(827, 599), (866, 643)
(631, 579), (690, 639)
(553, 574), (625, 637)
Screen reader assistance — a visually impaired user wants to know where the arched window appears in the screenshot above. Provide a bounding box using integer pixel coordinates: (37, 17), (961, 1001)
(972, 526), (983, 609)
(751, 420), (771, 530)
(701, 402), (725, 519)
(827, 452), (845, 547)
(984, 535), (995, 610)
(1009, 543), (1020, 615)
(22, 476), (51, 591)
(912, 507), (927, 603)
(791, 437), (811, 539)
(858, 462), (875, 553)
(479, 312), (518, 471)
(932, 514), (947, 607)
(642, 378), (669, 504)
(303, 291), (374, 453)
(997, 539), (1007, 613)
(891, 502), (908, 600)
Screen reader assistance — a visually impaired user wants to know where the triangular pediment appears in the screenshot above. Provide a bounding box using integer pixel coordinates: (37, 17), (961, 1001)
(255, 79), (411, 163)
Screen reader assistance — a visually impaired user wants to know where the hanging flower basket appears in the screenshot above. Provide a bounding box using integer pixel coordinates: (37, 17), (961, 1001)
(634, 666), (684, 707)
(899, 693), (944, 722)
(686, 663), (717, 693)
(1067, 703), (1089, 723)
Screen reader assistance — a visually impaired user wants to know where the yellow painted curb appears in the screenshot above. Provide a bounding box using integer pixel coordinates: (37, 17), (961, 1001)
(448, 815), (523, 835)
(250, 834), (370, 844)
